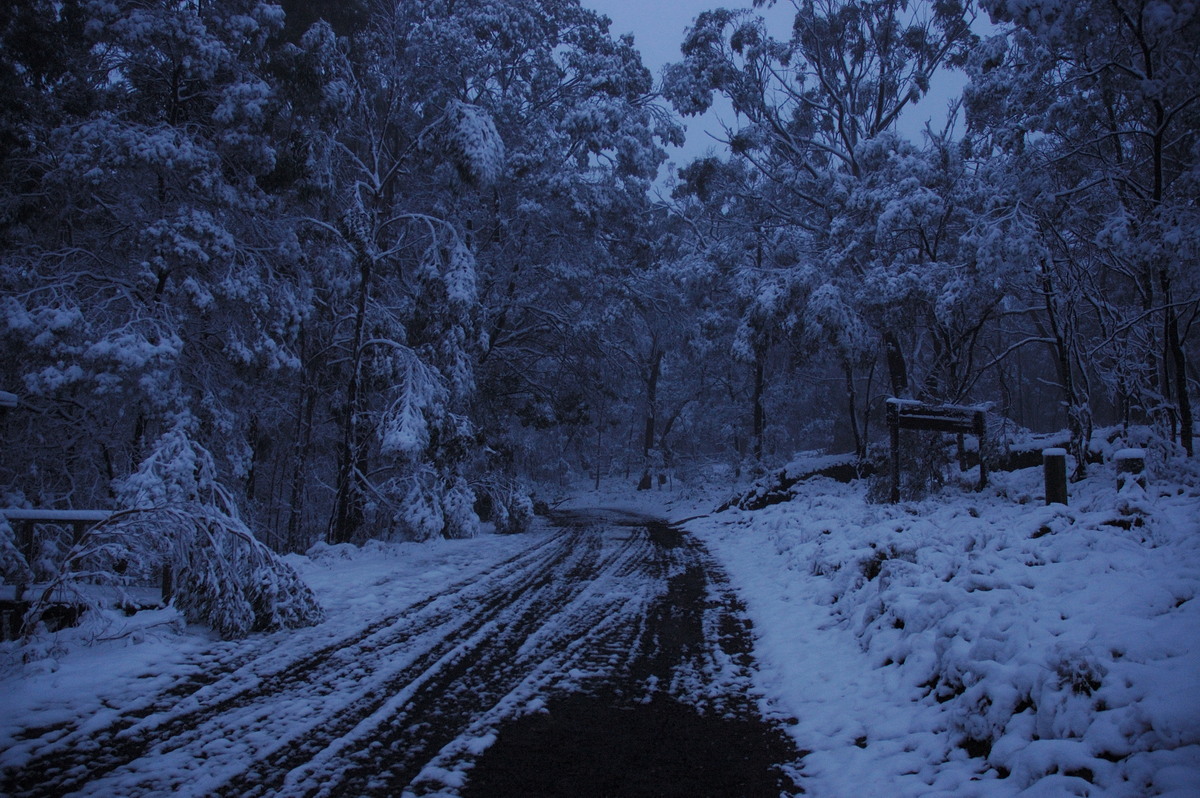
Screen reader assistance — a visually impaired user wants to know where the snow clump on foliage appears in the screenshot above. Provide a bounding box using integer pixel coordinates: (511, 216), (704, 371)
(444, 100), (505, 185)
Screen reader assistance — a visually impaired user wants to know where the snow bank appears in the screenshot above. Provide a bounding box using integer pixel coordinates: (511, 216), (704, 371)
(686, 457), (1200, 796)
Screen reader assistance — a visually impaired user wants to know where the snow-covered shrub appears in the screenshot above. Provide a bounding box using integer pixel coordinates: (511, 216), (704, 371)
(693, 453), (1200, 794)
(114, 428), (323, 639)
(12, 504), (321, 642)
(441, 476), (480, 539)
(9, 508), (170, 641)
(473, 478), (535, 535)
(0, 517), (32, 588)
(166, 506), (324, 638)
(393, 478), (445, 542)
(498, 488), (535, 536)
(866, 430), (954, 503)
(305, 540), (359, 563)
(383, 472), (482, 542)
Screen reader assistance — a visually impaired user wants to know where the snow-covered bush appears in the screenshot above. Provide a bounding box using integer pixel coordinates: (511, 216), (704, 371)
(473, 478), (535, 535)
(865, 430), (956, 503)
(0, 422), (324, 641)
(0, 517), (32, 589)
(441, 476), (480, 540)
(113, 428), (323, 639)
(388, 476), (445, 542)
(166, 506), (324, 638)
(378, 471), (483, 542)
(11, 508), (168, 636)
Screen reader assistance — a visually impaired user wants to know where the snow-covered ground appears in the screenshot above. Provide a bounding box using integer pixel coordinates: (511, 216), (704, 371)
(3, 455), (1198, 797)
(1, 507), (785, 796)
(0, 532), (543, 794)
(1, 530), (538, 692)
(677, 456), (1200, 796)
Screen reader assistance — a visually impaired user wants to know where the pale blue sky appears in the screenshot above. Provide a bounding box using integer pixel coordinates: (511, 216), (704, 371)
(585, 0), (971, 171)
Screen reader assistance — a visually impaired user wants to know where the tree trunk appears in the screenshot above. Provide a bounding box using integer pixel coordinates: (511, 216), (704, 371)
(843, 359), (864, 460)
(286, 328), (316, 552)
(244, 414), (259, 503)
(1161, 275), (1193, 456)
(752, 349), (765, 463)
(329, 217), (373, 544)
(1144, 50), (1193, 457)
(883, 330), (909, 398)
(285, 392), (315, 552)
(1040, 265), (1090, 479)
(637, 347), (663, 491)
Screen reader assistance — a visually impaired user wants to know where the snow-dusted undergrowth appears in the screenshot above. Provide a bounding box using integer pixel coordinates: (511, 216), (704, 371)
(685, 457), (1200, 796)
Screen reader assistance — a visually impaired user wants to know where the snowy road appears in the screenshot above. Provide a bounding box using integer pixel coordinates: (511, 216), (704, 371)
(2, 511), (801, 797)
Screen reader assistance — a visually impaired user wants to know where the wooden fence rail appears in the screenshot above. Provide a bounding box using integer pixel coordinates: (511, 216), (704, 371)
(0, 508), (171, 606)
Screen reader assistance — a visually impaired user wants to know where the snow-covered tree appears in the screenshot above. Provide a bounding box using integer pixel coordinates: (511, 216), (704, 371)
(664, 0), (978, 406)
(297, 0), (681, 540)
(0, 0), (332, 623)
(5, 0), (298, 458)
(0, 0), (682, 556)
(965, 0), (1200, 461)
(669, 158), (817, 464)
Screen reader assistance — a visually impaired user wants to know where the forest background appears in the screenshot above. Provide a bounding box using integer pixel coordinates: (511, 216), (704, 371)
(0, 0), (1196, 631)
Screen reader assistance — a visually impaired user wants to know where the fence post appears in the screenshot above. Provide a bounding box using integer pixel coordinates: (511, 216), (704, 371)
(14, 520), (34, 601)
(1043, 448), (1068, 505)
(974, 410), (988, 491)
(1115, 448), (1146, 492)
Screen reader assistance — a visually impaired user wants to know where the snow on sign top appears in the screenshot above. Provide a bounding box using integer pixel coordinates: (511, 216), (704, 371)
(1042, 447), (1068, 456)
(0, 508), (113, 522)
(884, 397), (989, 413)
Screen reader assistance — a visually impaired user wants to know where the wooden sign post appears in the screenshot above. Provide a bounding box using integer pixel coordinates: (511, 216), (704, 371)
(886, 399), (987, 504)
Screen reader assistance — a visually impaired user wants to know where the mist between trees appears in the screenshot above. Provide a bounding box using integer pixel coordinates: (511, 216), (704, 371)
(1, 0), (1195, 582)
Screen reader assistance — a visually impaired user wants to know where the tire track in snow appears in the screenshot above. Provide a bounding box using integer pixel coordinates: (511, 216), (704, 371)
(3, 513), (802, 798)
(455, 519), (803, 798)
(315, 527), (659, 797)
(0, 530), (572, 798)
(207, 526), (627, 798)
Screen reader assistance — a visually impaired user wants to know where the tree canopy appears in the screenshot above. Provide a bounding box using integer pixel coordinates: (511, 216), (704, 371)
(0, 0), (1196, 633)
